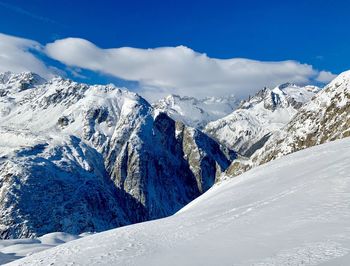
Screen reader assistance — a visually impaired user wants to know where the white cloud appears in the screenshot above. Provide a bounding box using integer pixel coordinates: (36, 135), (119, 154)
(0, 33), (54, 78)
(0, 33), (338, 101)
(316, 70), (337, 83)
(45, 37), (336, 101)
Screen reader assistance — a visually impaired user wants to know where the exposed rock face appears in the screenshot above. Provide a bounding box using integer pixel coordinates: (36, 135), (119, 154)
(0, 72), (233, 239)
(176, 121), (232, 192)
(205, 83), (320, 156)
(227, 71), (350, 176)
(0, 135), (129, 239)
(108, 112), (233, 221)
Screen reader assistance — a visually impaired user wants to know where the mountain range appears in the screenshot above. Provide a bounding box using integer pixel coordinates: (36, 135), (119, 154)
(205, 83), (320, 156)
(227, 70), (350, 176)
(0, 69), (350, 264)
(0, 72), (232, 239)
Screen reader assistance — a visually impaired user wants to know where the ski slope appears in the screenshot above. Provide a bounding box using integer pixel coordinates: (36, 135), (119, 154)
(9, 137), (350, 265)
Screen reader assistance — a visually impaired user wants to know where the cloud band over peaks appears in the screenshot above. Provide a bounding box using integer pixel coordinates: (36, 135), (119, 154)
(0, 33), (337, 101)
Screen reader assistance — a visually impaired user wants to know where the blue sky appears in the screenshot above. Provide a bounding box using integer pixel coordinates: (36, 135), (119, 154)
(0, 0), (348, 100)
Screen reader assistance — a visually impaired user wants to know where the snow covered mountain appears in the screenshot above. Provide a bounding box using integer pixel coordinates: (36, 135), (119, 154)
(9, 137), (350, 265)
(226, 70), (350, 176)
(0, 72), (233, 239)
(251, 70), (350, 165)
(205, 83), (320, 156)
(153, 94), (238, 128)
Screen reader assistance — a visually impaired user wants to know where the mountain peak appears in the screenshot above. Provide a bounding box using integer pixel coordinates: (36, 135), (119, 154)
(0, 71), (46, 90)
(237, 70), (350, 171)
(325, 69), (350, 90)
(205, 82), (320, 156)
(153, 94), (238, 128)
(276, 82), (297, 90)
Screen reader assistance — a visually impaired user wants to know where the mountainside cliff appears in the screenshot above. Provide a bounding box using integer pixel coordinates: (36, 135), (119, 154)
(0, 72), (233, 238)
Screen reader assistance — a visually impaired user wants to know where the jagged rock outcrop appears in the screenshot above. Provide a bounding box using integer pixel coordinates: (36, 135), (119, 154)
(0, 72), (234, 239)
(226, 70), (350, 176)
(0, 134), (129, 239)
(253, 71), (350, 164)
(205, 83), (320, 156)
(108, 112), (233, 221)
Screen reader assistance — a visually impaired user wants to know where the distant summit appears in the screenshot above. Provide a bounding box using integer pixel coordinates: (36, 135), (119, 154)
(205, 83), (320, 156)
(153, 94), (238, 128)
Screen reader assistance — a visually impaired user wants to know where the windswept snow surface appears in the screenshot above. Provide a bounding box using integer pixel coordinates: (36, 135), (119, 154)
(0, 232), (89, 264)
(9, 138), (350, 265)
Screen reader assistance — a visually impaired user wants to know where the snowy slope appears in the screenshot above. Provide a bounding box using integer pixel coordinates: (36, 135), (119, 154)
(0, 232), (90, 264)
(10, 137), (350, 266)
(153, 94), (237, 128)
(205, 83), (320, 156)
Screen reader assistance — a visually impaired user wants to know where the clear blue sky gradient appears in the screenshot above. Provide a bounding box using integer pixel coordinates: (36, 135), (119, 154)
(0, 0), (349, 75)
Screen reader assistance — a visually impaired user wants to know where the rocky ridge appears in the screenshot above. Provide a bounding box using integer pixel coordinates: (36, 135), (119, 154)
(226, 71), (350, 176)
(0, 72), (233, 238)
(205, 83), (320, 156)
